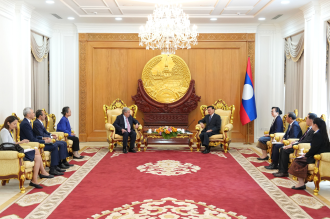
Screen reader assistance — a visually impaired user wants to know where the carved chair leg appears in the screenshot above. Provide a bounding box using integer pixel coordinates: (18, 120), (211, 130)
(19, 174), (26, 193)
(196, 142), (201, 152)
(137, 142), (141, 152)
(109, 143), (113, 152)
(313, 174), (321, 195)
(224, 143), (228, 153)
(1, 180), (8, 186)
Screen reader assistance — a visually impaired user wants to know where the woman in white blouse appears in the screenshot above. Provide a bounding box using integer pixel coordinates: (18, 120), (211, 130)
(0, 116), (54, 189)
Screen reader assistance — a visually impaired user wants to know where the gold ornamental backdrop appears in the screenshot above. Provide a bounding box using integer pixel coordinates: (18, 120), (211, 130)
(141, 54), (191, 103)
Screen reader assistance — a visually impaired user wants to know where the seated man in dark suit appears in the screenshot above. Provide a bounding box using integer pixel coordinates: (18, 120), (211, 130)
(113, 107), (140, 154)
(273, 113), (317, 177)
(33, 109), (73, 169)
(20, 107), (64, 176)
(198, 106), (221, 154)
(265, 112), (302, 170)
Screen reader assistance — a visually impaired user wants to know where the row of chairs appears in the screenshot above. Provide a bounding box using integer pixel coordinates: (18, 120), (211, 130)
(265, 109), (329, 195)
(0, 109), (74, 193)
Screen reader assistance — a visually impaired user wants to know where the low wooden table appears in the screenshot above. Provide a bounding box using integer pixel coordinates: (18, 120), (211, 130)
(143, 132), (194, 152)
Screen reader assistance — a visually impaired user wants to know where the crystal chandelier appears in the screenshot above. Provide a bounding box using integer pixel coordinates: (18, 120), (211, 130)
(139, 3), (198, 55)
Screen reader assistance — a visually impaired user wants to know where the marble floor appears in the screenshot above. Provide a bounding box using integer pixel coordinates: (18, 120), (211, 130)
(1, 142), (330, 211)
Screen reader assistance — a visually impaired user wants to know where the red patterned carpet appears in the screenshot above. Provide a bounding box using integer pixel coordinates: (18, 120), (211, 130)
(1, 146), (330, 219)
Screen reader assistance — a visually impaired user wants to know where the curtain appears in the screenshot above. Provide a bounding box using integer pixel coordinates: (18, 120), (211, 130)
(284, 32), (304, 115)
(285, 53), (304, 115)
(285, 32), (304, 62)
(31, 32), (49, 112)
(326, 22), (330, 133)
(31, 32), (49, 62)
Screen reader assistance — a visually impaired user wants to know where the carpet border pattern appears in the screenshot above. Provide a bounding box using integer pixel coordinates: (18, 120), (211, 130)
(229, 149), (312, 219)
(24, 148), (109, 219)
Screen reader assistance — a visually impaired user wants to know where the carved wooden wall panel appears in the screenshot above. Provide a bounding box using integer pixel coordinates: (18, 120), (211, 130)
(79, 33), (255, 142)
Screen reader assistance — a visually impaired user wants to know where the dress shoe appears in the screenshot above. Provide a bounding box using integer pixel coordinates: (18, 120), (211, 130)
(129, 149), (136, 153)
(273, 172), (289, 177)
(49, 170), (64, 176)
(265, 163), (278, 169)
(58, 163), (70, 169)
(203, 149), (210, 154)
(123, 148), (128, 154)
(257, 156), (269, 160)
(29, 181), (43, 189)
(291, 185), (306, 190)
(56, 166), (66, 172)
(39, 174), (54, 179)
(73, 155), (84, 159)
(62, 161), (74, 167)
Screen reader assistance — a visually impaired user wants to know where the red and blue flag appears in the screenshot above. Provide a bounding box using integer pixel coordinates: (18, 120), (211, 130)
(240, 57), (257, 125)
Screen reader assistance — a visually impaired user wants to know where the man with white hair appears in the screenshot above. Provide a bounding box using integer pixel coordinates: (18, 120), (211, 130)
(113, 107), (140, 153)
(20, 107), (64, 176)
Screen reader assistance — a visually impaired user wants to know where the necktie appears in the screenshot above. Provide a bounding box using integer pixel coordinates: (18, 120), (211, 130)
(209, 115), (212, 123)
(30, 121), (32, 127)
(299, 128), (310, 142)
(126, 117), (130, 133)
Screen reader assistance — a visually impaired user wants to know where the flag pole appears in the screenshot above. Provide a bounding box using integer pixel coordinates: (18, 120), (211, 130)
(244, 122), (252, 145)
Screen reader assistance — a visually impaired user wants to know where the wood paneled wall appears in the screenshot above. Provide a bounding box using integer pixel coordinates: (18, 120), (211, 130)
(79, 33), (255, 142)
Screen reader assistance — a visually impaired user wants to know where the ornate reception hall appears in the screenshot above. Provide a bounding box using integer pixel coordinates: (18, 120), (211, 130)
(1, 0), (330, 218)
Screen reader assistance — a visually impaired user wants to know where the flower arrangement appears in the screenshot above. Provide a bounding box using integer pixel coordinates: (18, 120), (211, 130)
(155, 126), (179, 139)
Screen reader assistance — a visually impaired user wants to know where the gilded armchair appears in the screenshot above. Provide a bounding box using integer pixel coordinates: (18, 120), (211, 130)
(290, 142), (330, 195)
(266, 109), (298, 162)
(0, 113), (45, 193)
(286, 114), (326, 164)
(195, 99), (235, 153)
(103, 99), (143, 152)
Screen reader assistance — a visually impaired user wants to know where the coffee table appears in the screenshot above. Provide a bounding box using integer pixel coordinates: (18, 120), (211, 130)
(143, 132), (194, 152)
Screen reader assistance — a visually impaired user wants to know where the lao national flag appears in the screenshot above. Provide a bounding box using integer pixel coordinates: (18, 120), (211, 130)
(240, 57), (257, 125)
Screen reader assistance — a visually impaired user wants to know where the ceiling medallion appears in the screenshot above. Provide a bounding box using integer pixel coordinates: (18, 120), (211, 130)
(139, 3), (198, 55)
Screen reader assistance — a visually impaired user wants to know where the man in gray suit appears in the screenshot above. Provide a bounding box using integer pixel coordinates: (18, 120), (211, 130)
(273, 113), (317, 177)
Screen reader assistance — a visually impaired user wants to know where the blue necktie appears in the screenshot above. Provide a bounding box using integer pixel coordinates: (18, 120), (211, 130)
(209, 115), (212, 123)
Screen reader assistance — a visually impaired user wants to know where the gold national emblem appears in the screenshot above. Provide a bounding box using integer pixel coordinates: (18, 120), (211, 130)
(141, 54), (191, 103)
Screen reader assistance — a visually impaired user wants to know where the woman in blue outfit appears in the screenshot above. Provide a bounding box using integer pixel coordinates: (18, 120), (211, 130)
(0, 116), (53, 189)
(257, 107), (284, 160)
(57, 107), (84, 159)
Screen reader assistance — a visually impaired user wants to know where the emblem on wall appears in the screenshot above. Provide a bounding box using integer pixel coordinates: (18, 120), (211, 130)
(141, 54), (191, 103)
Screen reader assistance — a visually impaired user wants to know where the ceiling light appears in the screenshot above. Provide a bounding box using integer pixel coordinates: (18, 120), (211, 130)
(46, 0), (54, 4)
(68, 17), (75, 20)
(258, 18), (265, 20)
(281, 1), (290, 4)
(115, 17), (122, 20)
(139, 3), (198, 55)
(210, 18), (217, 21)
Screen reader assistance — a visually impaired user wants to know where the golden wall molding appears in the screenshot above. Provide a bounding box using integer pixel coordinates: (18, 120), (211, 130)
(82, 33), (256, 42)
(79, 36), (88, 141)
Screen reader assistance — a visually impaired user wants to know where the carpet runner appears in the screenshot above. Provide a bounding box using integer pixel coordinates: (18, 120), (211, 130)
(0, 146), (329, 219)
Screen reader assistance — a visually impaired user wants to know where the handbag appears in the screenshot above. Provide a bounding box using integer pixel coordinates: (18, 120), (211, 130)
(0, 143), (24, 153)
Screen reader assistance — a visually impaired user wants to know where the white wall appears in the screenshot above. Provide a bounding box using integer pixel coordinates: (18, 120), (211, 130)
(0, 0), (15, 123)
(0, 0), (34, 122)
(0, 0), (54, 124)
(49, 24), (79, 134)
(254, 24), (285, 141)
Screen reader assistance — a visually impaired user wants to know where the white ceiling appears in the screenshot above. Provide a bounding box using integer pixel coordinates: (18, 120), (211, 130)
(25, 0), (312, 24)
